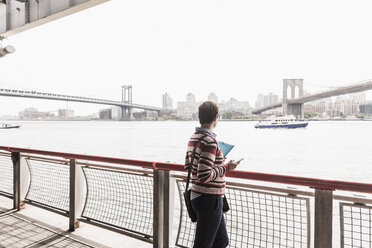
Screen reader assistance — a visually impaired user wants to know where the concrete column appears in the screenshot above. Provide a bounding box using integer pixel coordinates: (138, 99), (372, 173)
(289, 104), (301, 119)
(25, 0), (30, 23)
(121, 107), (127, 120)
(314, 189), (333, 248)
(282, 79), (288, 102)
(282, 103), (288, 115)
(300, 104), (304, 119)
(69, 159), (80, 231)
(282, 79), (289, 115)
(11, 152), (21, 210)
(128, 107), (132, 120)
(6, 0), (10, 31)
(153, 169), (170, 248)
(299, 83), (304, 97)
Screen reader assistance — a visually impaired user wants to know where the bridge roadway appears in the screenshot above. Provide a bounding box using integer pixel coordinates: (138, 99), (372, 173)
(252, 80), (372, 114)
(0, 88), (162, 112)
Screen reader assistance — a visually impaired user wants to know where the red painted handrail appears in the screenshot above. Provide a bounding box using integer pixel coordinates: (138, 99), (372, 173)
(0, 146), (155, 169)
(1, 146), (372, 194)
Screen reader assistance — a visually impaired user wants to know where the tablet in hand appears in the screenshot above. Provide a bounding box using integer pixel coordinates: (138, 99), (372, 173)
(218, 141), (234, 157)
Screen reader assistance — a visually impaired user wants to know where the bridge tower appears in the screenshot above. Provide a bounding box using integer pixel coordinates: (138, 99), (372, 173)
(121, 85), (133, 120)
(283, 79), (304, 118)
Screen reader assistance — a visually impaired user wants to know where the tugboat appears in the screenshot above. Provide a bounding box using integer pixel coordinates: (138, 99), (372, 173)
(255, 115), (308, 129)
(0, 123), (21, 129)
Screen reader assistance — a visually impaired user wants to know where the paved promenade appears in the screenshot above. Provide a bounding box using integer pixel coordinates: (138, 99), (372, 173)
(0, 196), (152, 248)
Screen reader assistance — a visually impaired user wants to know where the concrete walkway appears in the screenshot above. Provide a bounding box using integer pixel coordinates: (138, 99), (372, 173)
(0, 213), (95, 247)
(0, 196), (152, 248)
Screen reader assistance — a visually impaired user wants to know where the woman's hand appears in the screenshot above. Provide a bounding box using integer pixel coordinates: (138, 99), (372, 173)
(227, 160), (240, 171)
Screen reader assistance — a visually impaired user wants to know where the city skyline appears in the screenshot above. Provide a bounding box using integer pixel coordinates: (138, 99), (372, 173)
(1, 86), (372, 118)
(3, 90), (369, 121)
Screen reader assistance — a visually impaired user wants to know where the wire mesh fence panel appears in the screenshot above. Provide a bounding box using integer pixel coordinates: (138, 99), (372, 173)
(0, 153), (13, 195)
(176, 180), (310, 248)
(81, 167), (153, 238)
(340, 202), (372, 247)
(25, 158), (70, 211)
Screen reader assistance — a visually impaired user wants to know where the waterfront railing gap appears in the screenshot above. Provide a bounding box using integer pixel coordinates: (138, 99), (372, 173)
(1, 145), (372, 248)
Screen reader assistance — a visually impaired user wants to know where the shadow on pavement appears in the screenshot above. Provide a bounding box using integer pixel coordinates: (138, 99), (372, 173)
(0, 213), (96, 248)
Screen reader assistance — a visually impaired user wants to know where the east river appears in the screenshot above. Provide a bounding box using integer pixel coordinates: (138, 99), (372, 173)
(0, 120), (371, 183)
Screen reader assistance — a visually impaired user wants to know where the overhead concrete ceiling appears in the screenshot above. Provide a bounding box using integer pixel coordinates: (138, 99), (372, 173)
(0, 0), (110, 39)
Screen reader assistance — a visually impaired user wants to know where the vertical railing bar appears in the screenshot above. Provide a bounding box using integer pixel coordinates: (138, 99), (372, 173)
(153, 169), (163, 248)
(369, 206), (371, 248)
(314, 188), (333, 248)
(339, 203), (345, 248)
(69, 158), (76, 232)
(163, 170), (170, 248)
(11, 152), (21, 211)
(153, 169), (171, 248)
(306, 198), (311, 248)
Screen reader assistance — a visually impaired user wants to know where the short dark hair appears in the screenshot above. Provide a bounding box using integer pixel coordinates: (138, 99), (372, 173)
(198, 101), (219, 124)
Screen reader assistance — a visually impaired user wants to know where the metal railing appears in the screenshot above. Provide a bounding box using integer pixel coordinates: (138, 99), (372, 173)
(80, 163), (154, 238)
(340, 203), (372, 247)
(175, 180), (310, 248)
(0, 146), (372, 248)
(25, 156), (70, 212)
(0, 152), (13, 196)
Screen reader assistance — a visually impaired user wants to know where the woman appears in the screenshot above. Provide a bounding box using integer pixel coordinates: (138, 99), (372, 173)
(185, 101), (239, 248)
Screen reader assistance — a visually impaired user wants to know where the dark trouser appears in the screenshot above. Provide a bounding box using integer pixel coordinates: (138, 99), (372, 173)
(191, 194), (229, 248)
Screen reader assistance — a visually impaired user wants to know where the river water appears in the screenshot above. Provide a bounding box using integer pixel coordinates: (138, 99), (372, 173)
(0, 120), (371, 183)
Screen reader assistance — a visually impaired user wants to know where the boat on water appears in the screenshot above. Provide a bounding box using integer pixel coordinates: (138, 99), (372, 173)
(255, 116), (308, 129)
(0, 123), (21, 129)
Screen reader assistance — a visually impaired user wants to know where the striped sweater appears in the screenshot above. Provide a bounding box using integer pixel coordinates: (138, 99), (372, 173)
(185, 130), (228, 195)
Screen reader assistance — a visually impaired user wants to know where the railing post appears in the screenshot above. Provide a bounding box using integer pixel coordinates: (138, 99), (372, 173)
(11, 152), (21, 210)
(314, 188), (333, 248)
(69, 158), (79, 231)
(163, 170), (171, 248)
(153, 169), (170, 248)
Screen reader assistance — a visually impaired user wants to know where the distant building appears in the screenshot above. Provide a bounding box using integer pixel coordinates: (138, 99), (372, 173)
(264, 93), (279, 107)
(111, 107), (122, 120)
(208, 93), (218, 103)
(306, 92), (365, 117)
(304, 104), (315, 113)
(177, 93), (200, 120)
(186, 93), (196, 103)
(58, 109), (74, 118)
(219, 98), (251, 116)
(314, 100), (330, 115)
(162, 93), (173, 109)
(99, 109), (112, 120)
(334, 96), (360, 116)
(255, 94), (264, 109)
(177, 93), (251, 119)
(359, 102), (372, 114)
(255, 93), (278, 109)
(19, 107), (55, 120)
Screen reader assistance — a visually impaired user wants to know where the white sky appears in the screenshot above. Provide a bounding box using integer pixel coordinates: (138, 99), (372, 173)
(1, 0), (372, 115)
